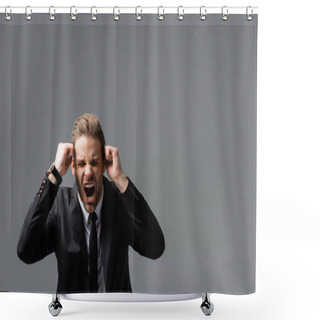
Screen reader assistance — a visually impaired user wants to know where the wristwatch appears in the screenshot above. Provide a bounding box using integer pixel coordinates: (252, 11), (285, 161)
(46, 162), (62, 185)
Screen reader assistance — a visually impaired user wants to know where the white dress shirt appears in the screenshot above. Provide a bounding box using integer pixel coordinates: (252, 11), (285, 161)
(78, 187), (106, 293)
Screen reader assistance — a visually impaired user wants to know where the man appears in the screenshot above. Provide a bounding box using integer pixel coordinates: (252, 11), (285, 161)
(17, 113), (165, 293)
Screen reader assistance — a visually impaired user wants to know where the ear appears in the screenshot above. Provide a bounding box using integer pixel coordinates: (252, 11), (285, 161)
(102, 158), (107, 173)
(102, 146), (107, 173)
(71, 157), (76, 176)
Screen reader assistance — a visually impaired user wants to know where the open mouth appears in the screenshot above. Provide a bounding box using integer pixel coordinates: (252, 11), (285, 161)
(84, 184), (95, 200)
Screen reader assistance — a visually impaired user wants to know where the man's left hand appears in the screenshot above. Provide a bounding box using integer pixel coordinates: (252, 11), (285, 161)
(105, 145), (129, 193)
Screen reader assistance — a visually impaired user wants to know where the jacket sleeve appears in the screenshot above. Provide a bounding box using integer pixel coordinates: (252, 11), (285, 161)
(17, 176), (59, 264)
(118, 178), (165, 260)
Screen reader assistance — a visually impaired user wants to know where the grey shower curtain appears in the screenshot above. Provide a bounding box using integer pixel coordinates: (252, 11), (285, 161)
(0, 11), (257, 294)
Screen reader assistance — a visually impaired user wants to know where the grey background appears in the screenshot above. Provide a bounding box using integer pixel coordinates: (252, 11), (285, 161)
(0, 14), (257, 294)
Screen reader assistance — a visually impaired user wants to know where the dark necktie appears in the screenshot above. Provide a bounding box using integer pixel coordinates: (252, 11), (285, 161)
(89, 212), (98, 292)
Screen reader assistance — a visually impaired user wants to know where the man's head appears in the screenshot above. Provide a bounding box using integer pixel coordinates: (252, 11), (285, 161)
(71, 114), (106, 213)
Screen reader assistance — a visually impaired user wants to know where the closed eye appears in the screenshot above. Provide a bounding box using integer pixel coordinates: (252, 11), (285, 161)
(76, 161), (85, 167)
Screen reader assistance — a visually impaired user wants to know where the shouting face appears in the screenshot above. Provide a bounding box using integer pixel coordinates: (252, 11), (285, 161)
(72, 135), (106, 213)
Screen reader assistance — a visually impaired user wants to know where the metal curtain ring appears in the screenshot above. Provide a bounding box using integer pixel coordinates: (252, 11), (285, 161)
(177, 6), (184, 21)
(113, 6), (120, 21)
(49, 6), (56, 21)
(200, 6), (207, 21)
(135, 6), (142, 21)
(90, 6), (97, 21)
(25, 6), (32, 21)
(5, 6), (12, 21)
(246, 6), (253, 21)
(221, 6), (228, 21)
(158, 6), (164, 21)
(70, 6), (77, 21)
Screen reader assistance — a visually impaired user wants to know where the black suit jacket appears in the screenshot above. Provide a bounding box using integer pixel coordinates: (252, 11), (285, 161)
(17, 176), (165, 293)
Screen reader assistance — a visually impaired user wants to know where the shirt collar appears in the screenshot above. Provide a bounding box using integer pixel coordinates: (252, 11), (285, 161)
(78, 186), (104, 224)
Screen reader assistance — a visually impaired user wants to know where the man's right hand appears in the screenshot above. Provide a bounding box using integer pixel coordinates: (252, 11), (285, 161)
(54, 143), (73, 177)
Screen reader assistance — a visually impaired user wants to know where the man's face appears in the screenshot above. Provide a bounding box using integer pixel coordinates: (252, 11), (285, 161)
(71, 135), (105, 213)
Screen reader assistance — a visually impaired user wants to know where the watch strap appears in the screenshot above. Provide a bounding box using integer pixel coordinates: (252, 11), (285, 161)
(47, 162), (62, 185)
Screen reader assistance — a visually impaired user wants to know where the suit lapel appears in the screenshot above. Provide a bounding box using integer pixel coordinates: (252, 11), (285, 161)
(70, 183), (88, 273)
(100, 177), (116, 289)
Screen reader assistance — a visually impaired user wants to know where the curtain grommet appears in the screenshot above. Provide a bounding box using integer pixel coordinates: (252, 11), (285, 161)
(5, 6), (12, 21)
(70, 6), (77, 21)
(25, 6), (32, 21)
(177, 6), (184, 21)
(246, 6), (253, 21)
(49, 6), (56, 21)
(200, 6), (207, 21)
(158, 6), (164, 21)
(113, 6), (120, 21)
(221, 6), (228, 21)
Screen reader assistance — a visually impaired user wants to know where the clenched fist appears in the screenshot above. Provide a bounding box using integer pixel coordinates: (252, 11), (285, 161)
(105, 145), (128, 193)
(55, 143), (73, 177)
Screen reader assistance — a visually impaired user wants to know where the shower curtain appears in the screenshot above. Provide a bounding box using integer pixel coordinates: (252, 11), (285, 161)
(0, 7), (258, 295)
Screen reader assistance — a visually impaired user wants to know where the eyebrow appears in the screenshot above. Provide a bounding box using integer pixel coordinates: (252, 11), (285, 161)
(76, 157), (99, 163)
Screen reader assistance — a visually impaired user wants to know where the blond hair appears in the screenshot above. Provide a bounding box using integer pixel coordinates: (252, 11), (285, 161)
(71, 113), (106, 160)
